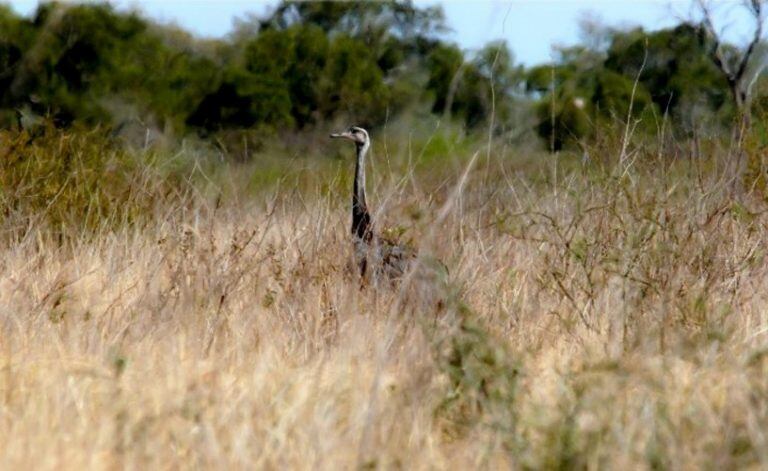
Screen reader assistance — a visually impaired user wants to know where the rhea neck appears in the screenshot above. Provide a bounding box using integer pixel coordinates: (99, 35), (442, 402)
(352, 139), (372, 241)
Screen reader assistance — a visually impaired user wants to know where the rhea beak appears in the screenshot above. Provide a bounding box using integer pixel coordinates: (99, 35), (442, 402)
(329, 131), (354, 141)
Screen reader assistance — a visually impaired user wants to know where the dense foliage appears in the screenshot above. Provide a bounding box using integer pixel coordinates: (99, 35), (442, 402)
(0, 1), (765, 150)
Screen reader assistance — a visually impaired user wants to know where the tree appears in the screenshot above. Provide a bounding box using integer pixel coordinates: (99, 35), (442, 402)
(425, 43), (464, 117)
(605, 24), (729, 133)
(697, 0), (768, 132)
(319, 34), (389, 125)
(6, 3), (150, 125)
(528, 42), (657, 151)
(426, 41), (524, 131)
(0, 5), (34, 126)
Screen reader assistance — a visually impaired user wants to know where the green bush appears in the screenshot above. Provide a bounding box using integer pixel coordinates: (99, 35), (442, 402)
(0, 124), (184, 235)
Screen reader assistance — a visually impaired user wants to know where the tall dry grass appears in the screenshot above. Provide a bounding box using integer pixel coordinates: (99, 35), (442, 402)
(1, 129), (768, 469)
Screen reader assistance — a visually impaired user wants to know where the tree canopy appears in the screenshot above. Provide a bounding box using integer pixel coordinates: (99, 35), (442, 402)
(0, 1), (765, 150)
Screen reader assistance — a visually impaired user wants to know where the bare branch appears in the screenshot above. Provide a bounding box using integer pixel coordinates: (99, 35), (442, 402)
(746, 55), (768, 97)
(697, 0), (735, 83)
(733, 0), (764, 84)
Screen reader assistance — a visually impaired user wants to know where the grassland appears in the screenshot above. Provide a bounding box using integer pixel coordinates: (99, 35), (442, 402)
(1, 126), (768, 469)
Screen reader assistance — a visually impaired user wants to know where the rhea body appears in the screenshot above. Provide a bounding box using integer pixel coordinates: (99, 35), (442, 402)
(330, 126), (413, 279)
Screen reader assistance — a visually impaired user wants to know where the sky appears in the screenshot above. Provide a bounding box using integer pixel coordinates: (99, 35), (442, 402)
(3, 1), (760, 66)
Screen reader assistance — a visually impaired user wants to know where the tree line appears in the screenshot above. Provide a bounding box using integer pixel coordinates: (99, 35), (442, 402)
(0, 1), (765, 150)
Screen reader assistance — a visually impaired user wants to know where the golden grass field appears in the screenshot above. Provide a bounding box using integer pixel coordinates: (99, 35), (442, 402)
(2, 130), (768, 469)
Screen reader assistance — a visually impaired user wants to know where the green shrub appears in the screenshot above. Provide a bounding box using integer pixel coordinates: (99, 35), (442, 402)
(0, 124), (184, 236)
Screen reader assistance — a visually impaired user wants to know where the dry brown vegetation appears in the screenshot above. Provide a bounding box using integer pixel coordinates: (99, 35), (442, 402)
(2, 128), (768, 469)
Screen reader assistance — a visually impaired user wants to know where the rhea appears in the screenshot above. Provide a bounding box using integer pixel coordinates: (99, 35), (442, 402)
(330, 126), (414, 280)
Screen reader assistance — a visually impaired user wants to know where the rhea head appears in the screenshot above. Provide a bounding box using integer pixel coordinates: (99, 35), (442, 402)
(330, 126), (369, 147)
